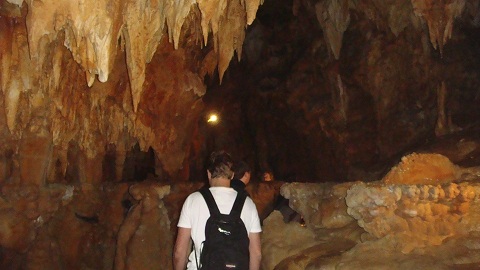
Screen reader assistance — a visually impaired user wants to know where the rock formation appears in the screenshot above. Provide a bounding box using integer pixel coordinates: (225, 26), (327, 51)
(1, 0), (264, 185)
(114, 182), (171, 270)
(262, 153), (480, 269)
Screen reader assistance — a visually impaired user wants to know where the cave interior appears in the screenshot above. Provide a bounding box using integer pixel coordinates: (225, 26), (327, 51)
(1, 0), (480, 269)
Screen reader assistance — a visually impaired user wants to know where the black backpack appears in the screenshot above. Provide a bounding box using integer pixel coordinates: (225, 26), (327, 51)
(196, 187), (250, 270)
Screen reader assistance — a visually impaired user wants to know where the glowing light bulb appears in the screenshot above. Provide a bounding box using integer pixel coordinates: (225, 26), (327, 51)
(207, 114), (218, 124)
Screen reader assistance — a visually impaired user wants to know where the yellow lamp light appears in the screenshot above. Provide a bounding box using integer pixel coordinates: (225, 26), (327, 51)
(207, 114), (219, 124)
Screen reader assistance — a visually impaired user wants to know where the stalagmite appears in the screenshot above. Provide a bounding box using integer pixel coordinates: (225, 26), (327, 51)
(336, 74), (348, 124)
(435, 81), (447, 136)
(114, 183), (172, 270)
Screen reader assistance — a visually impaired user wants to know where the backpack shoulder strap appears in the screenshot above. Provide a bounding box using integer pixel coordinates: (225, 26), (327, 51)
(199, 187), (221, 216)
(230, 191), (247, 218)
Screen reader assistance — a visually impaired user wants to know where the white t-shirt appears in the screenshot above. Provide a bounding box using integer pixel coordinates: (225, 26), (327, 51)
(177, 187), (262, 270)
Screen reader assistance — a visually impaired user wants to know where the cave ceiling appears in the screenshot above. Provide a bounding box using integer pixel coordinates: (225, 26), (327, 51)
(0, 0), (480, 184)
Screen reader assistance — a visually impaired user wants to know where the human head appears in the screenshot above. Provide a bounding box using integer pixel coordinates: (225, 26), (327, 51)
(263, 171), (273, 181)
(234, 161), (251, 185)
(207, 151), (234, 180)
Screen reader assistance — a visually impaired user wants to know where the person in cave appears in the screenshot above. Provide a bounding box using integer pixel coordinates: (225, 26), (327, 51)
(262, 170), (274, 182)
(173, 150), (262, 270)
(231, 160), (252, 193)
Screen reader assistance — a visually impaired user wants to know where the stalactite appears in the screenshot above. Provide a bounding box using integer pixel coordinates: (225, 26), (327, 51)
(217, 0), (246, 82)
(24, 0), (124, 85)
(166, 0), (196, 50)
(315, 0), (350, 60)
(3, 0), (265, 113)
(198, 0), (227, 47)
(244, 0), (264, 25)
(1, 20), (33, 135)
(411, 0), (466, 55)
(388, 0), (413, 37)
(123, 0), (166, 112)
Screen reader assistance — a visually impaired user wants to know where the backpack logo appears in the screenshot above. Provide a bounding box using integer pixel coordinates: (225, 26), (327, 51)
(218, 227), (231, 235)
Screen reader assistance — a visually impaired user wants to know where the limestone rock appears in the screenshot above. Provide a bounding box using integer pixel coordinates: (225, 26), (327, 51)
(261, 211), (320, 270)
(411, 0), (466, 54)
(281, 182), (355, 230)
(7, 0), (263, 112)
(264, 158), (480, 268)
(114, 181), (171, 270)
(382, 152), (459, 185)
(315, 0), (350, 59)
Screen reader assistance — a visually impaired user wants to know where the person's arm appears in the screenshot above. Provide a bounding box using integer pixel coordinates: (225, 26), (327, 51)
(248, 232), (262, 270)
(173, 227), (192, 270)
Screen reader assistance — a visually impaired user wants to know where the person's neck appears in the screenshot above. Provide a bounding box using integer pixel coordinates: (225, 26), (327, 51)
(210, 177), (231, 187)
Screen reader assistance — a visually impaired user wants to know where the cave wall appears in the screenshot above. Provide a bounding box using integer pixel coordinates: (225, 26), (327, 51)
(204, 0), (480, 182)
